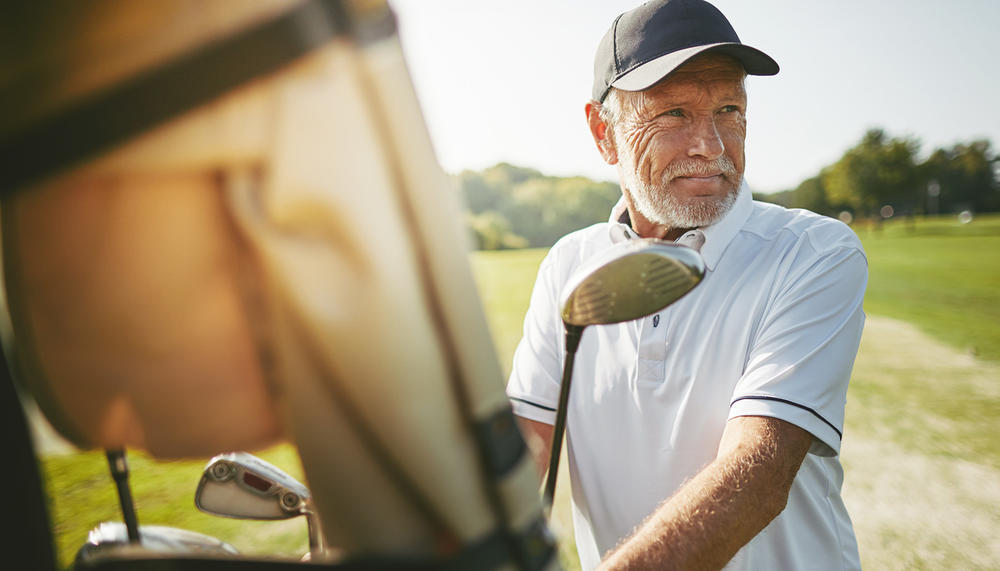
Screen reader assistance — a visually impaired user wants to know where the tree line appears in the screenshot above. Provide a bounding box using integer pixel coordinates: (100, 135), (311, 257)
(458, 163), (620, 250)
(757, 129), (999, 220)
(457, 131), (998, 250)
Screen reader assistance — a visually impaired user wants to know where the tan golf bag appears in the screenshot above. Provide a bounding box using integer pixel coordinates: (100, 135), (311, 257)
(0, 1), (554, 568)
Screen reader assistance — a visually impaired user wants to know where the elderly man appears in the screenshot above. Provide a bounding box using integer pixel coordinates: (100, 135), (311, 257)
(506, 1), (866, 569)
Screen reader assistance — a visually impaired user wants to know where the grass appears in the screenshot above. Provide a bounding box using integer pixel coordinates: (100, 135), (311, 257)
(855, 213), (1000, 362)
(37, 212), (1000, 570)
(469, 248), (548, 376)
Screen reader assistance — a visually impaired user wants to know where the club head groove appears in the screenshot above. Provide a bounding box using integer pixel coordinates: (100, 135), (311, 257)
(560, 239), (705, 327)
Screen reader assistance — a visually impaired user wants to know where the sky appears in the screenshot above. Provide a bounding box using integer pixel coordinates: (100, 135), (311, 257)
(387, 0), (1000, 195)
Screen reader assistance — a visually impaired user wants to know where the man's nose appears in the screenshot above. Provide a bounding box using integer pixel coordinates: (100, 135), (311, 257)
(687, 116), (724, 160)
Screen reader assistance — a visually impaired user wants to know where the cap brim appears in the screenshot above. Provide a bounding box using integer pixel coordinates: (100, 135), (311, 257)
(610, 43), (779, 92)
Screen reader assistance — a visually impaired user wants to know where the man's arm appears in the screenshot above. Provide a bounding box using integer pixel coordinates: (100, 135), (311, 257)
(598, 415), (812, 571)
(516, 416), (554, 482)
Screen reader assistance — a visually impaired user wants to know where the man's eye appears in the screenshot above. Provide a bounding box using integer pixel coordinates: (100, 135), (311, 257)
(658, 109), (684, 118)
(719, 105), (741, 114)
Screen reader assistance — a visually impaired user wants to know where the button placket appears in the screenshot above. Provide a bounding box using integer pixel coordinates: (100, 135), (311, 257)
(636, 309), (670, 384)
(631, 228), (701, 385)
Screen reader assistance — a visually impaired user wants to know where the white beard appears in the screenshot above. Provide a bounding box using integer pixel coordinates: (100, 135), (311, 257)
(621, 156), (741, 229)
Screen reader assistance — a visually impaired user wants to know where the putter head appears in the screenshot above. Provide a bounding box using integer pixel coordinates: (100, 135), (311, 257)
(560, 238), (705, 327)
(196, 452), (312, 521)
(74, 522), (239, 564)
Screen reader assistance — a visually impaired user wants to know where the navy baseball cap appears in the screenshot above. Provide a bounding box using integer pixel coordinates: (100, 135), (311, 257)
(593, 0), (779, 102)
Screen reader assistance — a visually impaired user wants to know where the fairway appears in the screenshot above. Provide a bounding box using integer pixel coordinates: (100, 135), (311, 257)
(469, 248), (549, 376)
(858, 214), (1000, 362)
(38, 214), (1000, 570)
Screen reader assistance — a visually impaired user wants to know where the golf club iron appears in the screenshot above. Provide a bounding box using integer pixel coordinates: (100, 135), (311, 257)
(543, 238), (706, 513)
(195, 452), (326, 560)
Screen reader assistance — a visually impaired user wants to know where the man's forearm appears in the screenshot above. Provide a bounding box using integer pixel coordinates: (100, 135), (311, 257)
(515, 416), (555, 482)
(599, 416), (811, 571)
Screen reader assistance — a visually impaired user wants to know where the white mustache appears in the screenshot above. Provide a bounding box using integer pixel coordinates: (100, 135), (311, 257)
(663, 157), (738, 180)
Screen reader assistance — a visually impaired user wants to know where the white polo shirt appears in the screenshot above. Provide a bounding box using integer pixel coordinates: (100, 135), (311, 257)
(507, 185), (866, 570)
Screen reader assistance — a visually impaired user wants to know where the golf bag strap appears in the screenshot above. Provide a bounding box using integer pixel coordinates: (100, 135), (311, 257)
(445, 516), (557, 571)
(0, 0), (394, 195)
(473, 407), (528, 477)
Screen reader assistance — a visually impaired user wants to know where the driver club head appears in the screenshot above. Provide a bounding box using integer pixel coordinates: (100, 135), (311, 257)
(560, 238), (705, 327)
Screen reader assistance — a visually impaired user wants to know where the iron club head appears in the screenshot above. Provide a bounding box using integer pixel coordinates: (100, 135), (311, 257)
(196, 452), (327, 559)
(196, 452), (312, 521)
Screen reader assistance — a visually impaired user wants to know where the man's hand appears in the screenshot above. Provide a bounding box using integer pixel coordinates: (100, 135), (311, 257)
(599, 416), (812, 571)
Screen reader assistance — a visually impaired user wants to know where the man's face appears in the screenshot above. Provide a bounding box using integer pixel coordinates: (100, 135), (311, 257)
(609, 54), (747, 230)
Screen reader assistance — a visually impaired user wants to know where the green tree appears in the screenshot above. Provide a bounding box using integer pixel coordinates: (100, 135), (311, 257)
(920, 140), (999, 214)
(507, 176), (619, 246)
(456, 163), (620, 249)
(457, 163), (545, 215)
(758, 131), (998, 218)
(757, 169), (850, 218)
(792, 174), (833, 215)
(466, 211), (529, 250)
(825, 129), (921, 216)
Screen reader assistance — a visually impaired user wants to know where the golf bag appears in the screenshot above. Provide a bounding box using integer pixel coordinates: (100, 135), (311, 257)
(0, 1), (555, 569)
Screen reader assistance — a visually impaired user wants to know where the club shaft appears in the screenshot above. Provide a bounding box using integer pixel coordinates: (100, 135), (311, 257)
(543, 325), (584, 514)
(306, 513), (326, 560)
(106, 449), (141, 543)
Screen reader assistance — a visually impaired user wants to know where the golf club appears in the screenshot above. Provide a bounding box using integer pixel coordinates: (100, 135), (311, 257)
(74, 521), (239, 564)
(105, 449), (141, 544)
(542, 238), (705, 513)
(195, 452), (326, 560)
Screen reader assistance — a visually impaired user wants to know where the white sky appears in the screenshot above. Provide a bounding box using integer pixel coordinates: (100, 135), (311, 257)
(388, 0), (1000, 194)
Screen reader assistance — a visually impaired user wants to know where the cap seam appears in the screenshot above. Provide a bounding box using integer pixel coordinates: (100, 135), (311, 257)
(679, 0), (696, 47)
(611, 13), (624, 76)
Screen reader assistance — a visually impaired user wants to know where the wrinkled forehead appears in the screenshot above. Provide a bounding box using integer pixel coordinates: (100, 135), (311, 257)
(618, 53), (747, 114)
(644, 53), (747, 95)
(663, 52), (748, 85)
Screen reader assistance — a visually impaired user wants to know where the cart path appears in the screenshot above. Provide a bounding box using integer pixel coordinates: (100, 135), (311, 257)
(841, 315), (1000, 570)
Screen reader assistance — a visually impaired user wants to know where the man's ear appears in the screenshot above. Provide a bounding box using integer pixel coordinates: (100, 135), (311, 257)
(585, 102), (618, 165)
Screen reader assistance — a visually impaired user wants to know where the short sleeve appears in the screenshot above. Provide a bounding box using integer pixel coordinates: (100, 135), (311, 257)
(506, 249), (566, 425)
(730, 242), (867, 456)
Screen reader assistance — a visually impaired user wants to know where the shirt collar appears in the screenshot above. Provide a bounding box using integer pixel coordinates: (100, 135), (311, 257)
(698, 180), (752, 271)
(606, 180), (752, 271)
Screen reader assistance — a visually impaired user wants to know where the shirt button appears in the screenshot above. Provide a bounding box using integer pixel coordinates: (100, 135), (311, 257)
(653, 314), (660, 327)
